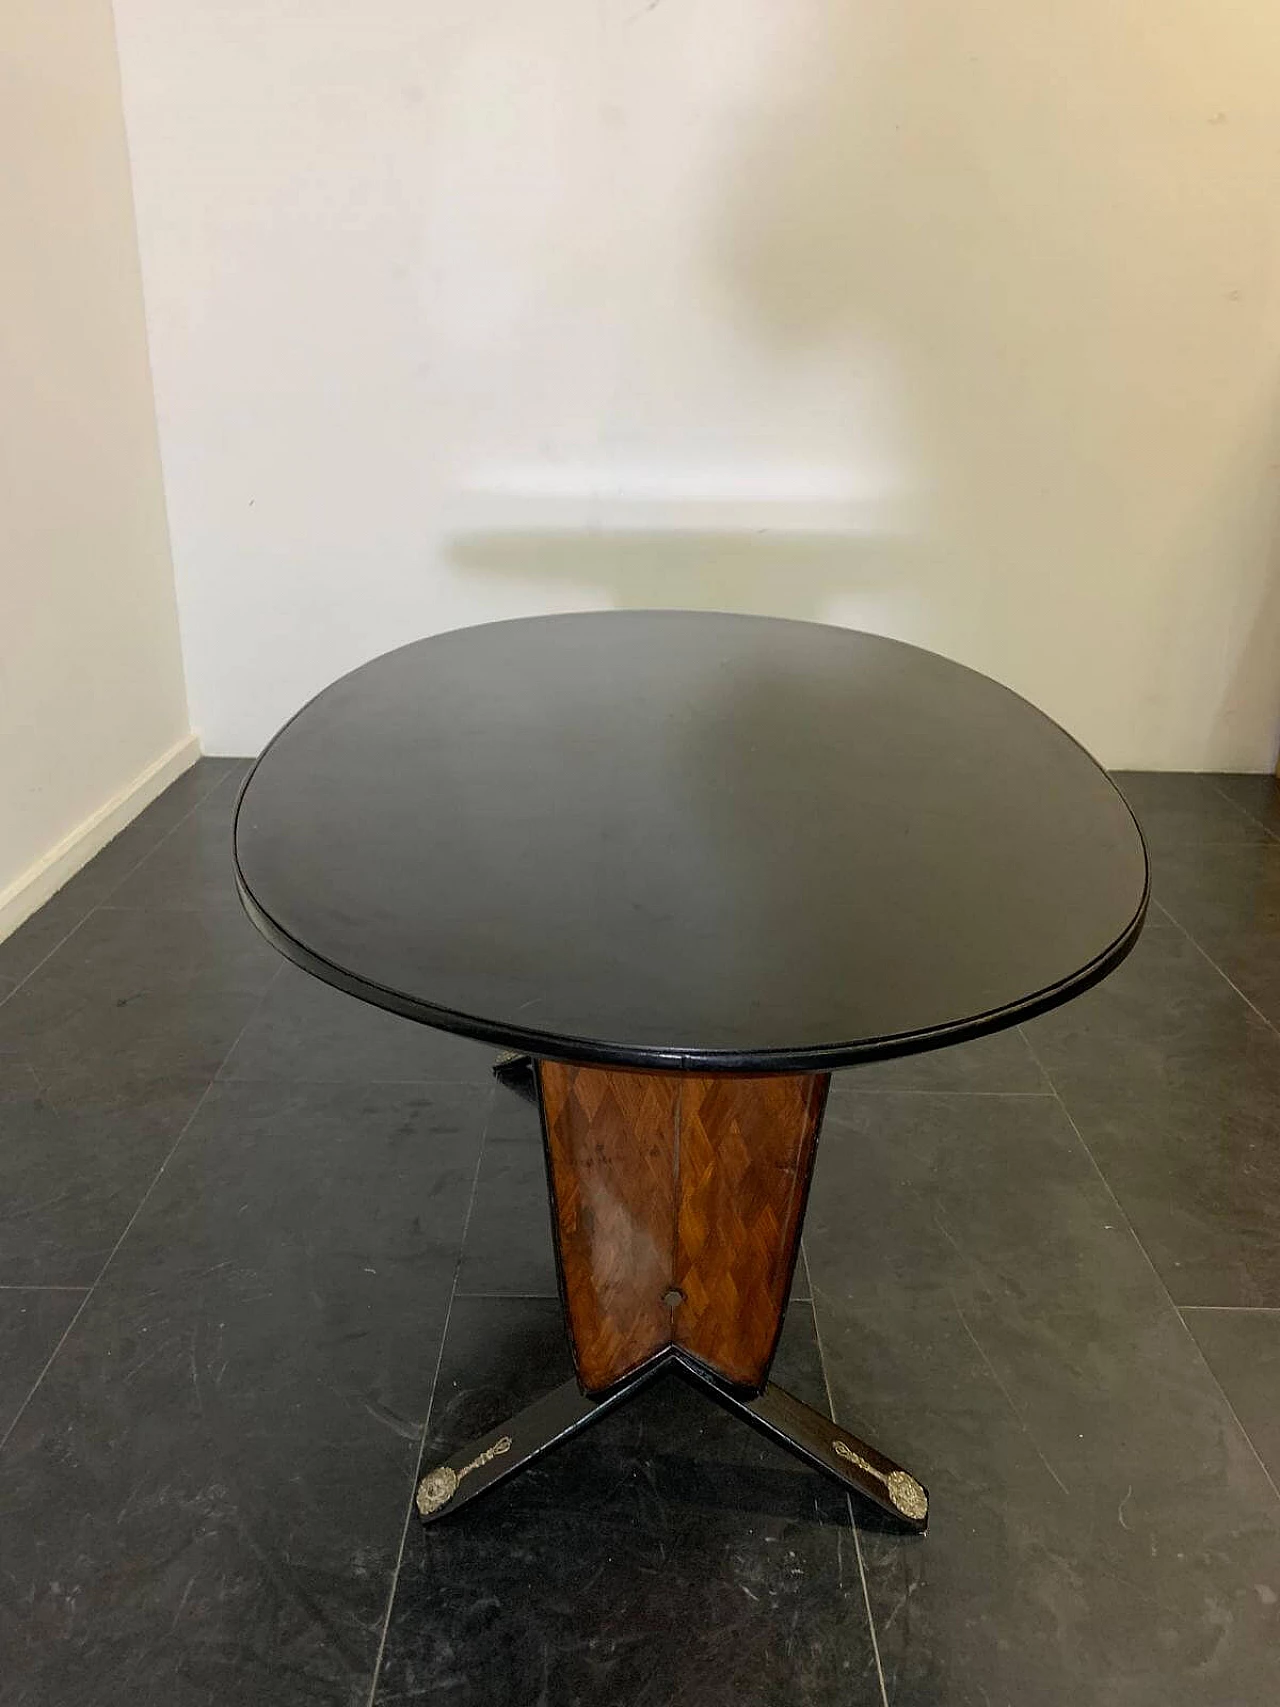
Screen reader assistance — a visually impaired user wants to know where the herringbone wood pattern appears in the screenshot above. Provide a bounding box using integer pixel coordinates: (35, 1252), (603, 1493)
(538, 1062), (828, 1392)
(674, 1075), (826, 1386)
(539, 1063), (677, 1390)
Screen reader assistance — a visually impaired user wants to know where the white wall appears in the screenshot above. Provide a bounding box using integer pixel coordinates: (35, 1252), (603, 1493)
(114, 0), (1280, 768)
(0, 0), (192, 936)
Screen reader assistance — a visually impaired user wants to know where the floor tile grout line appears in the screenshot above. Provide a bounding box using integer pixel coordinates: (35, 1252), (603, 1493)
(806, 1288), (889, 1707)
(1179, 1304), (1280, 1314)
(0, 911), (94, 1018)
(1019, 1027), (1280, 1513)
(0, 1285), (90, 1294)
(0, 761), (234, 1016)
(1152, 902), (1280, 1046)
(0, 960), (281, 1455)
(450, 1291), (558, 1301)
(214, 1075), (500, 1089)
(98, 904), (253, 913)
(1203, 775), (1280, 842)
(1, 1079), (217, 1452)
(90, 768), (247, 912)
(365, 1084), (493, 1707)
(1115, 764), (1278, 842)
(1142, 833), (1278, 848)
(830, 1088), (1055, 1100)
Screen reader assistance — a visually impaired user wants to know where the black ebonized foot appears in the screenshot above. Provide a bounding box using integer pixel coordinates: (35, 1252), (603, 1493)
(415, 1365), (661, 1523)
(690, 1366), (928, 1531)
(415, 1353), (927, 1532)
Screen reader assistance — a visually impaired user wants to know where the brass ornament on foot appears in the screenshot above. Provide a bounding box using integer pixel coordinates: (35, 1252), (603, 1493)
(832, 1438), (928, 1521)
(416, 1435), (513, 1517)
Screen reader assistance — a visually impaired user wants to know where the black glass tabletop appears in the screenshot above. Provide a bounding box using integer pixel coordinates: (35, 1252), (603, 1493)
(233, 611), (1147, 1071)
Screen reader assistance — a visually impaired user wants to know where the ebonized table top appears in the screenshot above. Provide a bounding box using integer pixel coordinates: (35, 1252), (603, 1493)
(234, 611), (1147, 1071)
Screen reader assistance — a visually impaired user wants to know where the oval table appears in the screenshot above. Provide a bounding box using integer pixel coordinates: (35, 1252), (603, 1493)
(233, 611), (1148, 1534)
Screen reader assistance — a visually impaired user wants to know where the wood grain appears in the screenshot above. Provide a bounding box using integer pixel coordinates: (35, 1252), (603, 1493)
(538, 1064), (677, 1390)
(674, 1074), (827, 1386)
(538, 1062), (827, 1392)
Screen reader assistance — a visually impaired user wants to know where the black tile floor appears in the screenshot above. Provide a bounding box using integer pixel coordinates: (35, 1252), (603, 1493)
(0, 759), (1278, 1704)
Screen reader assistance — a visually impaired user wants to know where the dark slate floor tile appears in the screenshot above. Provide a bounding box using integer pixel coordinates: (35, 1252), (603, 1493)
(833, 1025), (1047, 1095)
(0, 760), (239, 992)
(0, 1079), (484, 1707)
(94, 757), (246, 863)
(220, 961), (499, 1084)
(0, 906), (279, 1109)
(374, 1299), (878, 1707)
(484, 1074), (543, 1142)
(1042, 1068), (1280, 1309)
(134, 754), (244, 814)
(93, 758), (240, 868)
(1211, 773), (1280, 838)
(0, 1077), (207, 1286)
(0, 1287), (84, 1438)
(455, 1140), (558, 1298)
(1110, 771), (1268, 852)
(1025, 927), (1280, 1305)
(0, 1058), (40, 1099)
(806, 1091), (1280, 1707)
(0, 883), (98, 999)
(1154, 841), (1280, 1028)
(200, 757), (253, 788)
(109, 780), (245, 912)
(57, 759), (238, 885)
(1024, 917), (1262, 1079)
(1143, 898), (1182, 929)
(1182, 1308), (1280, 1489)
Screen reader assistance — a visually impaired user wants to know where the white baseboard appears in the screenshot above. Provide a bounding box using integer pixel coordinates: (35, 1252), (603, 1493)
(0, 732), (201, 944)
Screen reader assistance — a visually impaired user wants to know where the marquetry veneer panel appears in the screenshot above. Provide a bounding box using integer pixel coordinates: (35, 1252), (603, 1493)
(538, 1062), (827, 1392)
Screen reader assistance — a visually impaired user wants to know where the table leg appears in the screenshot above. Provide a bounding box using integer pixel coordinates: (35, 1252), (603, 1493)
(415, 1364), (661, 1524)
(416, 1059), (928, 1532)
(688, 1365), (928, 1530)
(538, 1062), (828, 1391)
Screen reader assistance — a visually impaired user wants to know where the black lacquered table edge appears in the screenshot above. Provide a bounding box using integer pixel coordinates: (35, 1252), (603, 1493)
(232, 771), (1149, 1076)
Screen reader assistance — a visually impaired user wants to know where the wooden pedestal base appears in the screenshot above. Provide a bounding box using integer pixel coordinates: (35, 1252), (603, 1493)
(538, 1061), (828, 1392)
(414, 1057), (929, 1533)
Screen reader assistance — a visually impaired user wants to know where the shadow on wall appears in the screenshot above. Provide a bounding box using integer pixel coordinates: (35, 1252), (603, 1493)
(446, 529), (918, 625)
(461, 4), (1280, 765)
(1204, 446), (1280, 766)
(709, 4), (1280, 763)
